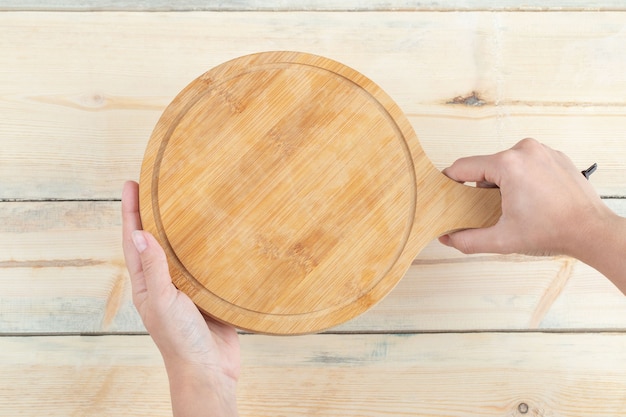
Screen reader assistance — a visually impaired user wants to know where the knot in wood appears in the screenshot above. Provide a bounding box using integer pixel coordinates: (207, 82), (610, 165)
(518, 402), (529, 414)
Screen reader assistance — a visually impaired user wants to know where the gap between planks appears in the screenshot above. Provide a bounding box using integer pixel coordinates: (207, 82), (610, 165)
(4, 329), (626, 337)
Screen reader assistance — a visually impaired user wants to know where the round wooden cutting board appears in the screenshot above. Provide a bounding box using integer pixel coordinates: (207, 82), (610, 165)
(139, 51), (502, 335)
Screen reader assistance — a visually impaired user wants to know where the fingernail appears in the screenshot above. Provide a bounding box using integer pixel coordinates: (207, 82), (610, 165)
(131, 230), (148, 253)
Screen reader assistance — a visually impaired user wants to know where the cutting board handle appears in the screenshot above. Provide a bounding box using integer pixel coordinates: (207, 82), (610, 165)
(425, 171), (503, 237)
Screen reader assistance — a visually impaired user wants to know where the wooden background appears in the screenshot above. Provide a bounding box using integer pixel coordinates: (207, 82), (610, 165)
(1, 2), (626, 416)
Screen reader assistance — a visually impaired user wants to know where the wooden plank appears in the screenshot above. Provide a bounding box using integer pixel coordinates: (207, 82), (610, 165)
(1, 199), (625, 334)
(3, 333), (626, 416)
(0, 201), (143, 333)
(0, 335), (170, 417)
(2, 0), (626, 12)
(1, 12), (626, 199)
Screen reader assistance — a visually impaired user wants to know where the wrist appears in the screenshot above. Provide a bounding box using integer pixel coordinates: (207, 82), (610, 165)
(566, 204), (626, 294)
(165, 361), (239, 417)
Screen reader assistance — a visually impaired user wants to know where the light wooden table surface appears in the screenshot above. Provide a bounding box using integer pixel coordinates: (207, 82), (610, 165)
(2, 2), (626, 416)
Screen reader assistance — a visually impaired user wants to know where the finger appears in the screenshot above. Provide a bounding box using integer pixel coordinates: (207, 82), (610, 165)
(121, 181), (149, 305)
(203, 314), (237, 340)
(439, 226), (503, 255)
(132, 230), (174, 298)
(442, 154), (499, 186)
(476, 180), (498, 189)
(122, 181), (143, 277)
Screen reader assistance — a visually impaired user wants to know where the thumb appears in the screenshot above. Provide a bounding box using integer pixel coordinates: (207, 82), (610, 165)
(439, 226), (502, 255)
(131, 230), (174, 296)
